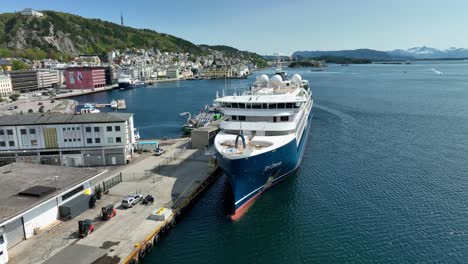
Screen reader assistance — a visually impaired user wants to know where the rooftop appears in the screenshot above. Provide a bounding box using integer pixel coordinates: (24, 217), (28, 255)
(0, 59), (12, 66)
(0, 112), (133, 126)
(0, 163), (102, 225)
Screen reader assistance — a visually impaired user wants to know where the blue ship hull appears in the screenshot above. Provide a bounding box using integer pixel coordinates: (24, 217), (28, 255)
(216, 111), (313, 219)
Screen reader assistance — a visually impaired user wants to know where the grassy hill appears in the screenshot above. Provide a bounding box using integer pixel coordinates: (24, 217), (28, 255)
(0, 10), (267, 66)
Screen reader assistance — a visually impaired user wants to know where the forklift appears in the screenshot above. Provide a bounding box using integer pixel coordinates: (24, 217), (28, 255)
(101, 204), (117, 220)
(78, 219), (95, 238)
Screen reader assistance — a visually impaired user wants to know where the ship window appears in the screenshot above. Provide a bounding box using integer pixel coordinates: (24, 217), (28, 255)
(281, 116), (289, 121)
(232, 115), (237, 120)
(239, 116), (246, 121)
(238, 103), (245, 108)
(295, 102), (301, 108)
(225, 103), (232, 108)
(268, 104), (276, 109)
(273, 117), (277, 123)
(262, 103), (267, 109)
(232, 103), (238, 108)
(286, 103), (293, 108)
(246, 104), (251, 109)
(252, 104), (261, 109)
(278, 103), (286, 109)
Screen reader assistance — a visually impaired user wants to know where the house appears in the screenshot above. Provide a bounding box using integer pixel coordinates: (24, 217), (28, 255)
(19, 8), (44, 17)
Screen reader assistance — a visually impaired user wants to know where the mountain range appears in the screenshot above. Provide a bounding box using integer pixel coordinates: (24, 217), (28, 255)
(291, 47), (468, 60)
(0, 10), (267, 66)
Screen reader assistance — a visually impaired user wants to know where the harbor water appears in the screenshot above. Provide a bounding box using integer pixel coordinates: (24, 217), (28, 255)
(76, 61), (468, 263)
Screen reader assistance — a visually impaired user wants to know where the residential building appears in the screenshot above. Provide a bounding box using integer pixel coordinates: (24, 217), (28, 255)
(0, 74), (12, 96)
(19, 8), (44, 17)
(64, 67), (106, 89)
(9, 70), (39, 92)
(203, 68), (234, 78)
(37, 70), (59, 89)
(0, 163), (104, 263)
(0, 112), (136, 167)
(166, 67), (180, 79)
(0, 60), (12, 72)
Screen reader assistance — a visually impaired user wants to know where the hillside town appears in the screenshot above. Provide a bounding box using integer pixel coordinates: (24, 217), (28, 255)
(0, 9), (258, 98)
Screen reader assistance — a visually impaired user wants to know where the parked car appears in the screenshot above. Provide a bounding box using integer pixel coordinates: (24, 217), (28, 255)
(7, 106), (14, 110)
(28, 109), (33, 113)
(38, 108), (44, 113)
(121, 193), (144, 208)
(13, 106), (18, 109)
(154, 147), (165, 156)
(38, 102), (43, 105)
(141, 195), (154, 205)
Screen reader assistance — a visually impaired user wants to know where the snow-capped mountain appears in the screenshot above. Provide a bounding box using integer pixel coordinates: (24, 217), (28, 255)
(389, 46), (468, 59)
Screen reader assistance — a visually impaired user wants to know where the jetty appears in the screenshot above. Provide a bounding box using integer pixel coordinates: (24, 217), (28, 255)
(8, 138), (220, 264)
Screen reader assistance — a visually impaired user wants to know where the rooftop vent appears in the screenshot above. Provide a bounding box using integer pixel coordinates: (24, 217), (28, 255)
(18, 185), (56, 198)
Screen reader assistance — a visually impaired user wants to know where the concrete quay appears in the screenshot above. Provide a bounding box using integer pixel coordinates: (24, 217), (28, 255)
(7, 138), (220, 264)
(53, 85), (118, 99)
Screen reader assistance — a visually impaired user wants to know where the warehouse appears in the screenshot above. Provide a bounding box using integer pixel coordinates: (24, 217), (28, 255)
(0, 163), (104, 264)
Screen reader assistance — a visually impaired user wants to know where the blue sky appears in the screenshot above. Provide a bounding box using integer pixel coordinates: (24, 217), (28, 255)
(2, 0), (468, 55)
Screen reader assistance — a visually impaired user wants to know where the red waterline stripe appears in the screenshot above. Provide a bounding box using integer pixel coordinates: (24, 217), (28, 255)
(231, 191), (264, 221)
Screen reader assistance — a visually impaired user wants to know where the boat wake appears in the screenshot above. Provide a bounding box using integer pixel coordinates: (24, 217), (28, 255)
(314, 104), (357, 125)
(431, 68), (444, 75)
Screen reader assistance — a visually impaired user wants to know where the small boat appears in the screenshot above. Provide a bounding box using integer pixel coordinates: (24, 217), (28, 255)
(110, 100), (118, 109)
(179, 105), (223, 134)
(80, 103), (100, 113)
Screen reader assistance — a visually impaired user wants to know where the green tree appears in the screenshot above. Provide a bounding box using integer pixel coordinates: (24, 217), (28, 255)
(9, 94), (20, 101)
(11, 60), (29, 70)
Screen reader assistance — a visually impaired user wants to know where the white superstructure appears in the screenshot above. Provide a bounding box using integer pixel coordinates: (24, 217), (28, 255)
(214, 71), (313, 159)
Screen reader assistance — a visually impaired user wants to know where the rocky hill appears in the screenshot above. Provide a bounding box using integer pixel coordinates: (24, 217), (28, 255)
(0, 10), (267, 65)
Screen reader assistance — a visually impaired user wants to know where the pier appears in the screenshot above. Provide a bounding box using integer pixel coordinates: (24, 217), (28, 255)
(8, 138), (220, 264)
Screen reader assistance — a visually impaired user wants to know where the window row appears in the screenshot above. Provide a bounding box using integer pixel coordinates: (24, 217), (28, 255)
(0, 141), (15, 147)
(85, 137), (122, 144)
(0, 129), (14, 136)
(63, 127), (80, 131)
(64, 138), (81, 142)
(20, 128), (36, 135)
(220, 102), (301, 109)
(84, 126), (122, 133)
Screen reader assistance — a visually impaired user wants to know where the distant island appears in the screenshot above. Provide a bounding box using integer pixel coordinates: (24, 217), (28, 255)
(289, 56), (371, 67)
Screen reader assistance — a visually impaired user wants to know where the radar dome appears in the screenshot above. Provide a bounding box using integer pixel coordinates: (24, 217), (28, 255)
(292, 74), (302, 85)
(258, 74), (269, 85)
(269, 75), (283, 87)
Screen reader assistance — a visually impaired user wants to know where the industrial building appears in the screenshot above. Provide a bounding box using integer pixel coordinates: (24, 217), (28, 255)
(0, 112), (136, 167)
(64, 67), (106, 89)
(9, 70), (38, 92)
(0, 163), (103, 264)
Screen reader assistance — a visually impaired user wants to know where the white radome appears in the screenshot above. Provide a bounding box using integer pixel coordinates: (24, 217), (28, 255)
(258, 74), (269, 86)
(291, 74), (302, 85)
(269, 75), (283, 87)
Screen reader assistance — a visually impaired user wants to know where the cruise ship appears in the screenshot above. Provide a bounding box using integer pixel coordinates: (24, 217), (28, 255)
(118, 74), (145, 90)
(214, 69), (313, 220)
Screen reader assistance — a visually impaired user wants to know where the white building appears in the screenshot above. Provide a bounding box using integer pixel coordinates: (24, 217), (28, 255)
(0, 163), (104, 263)
(0, 74), (12, 97)
(37, 70), (59, 89)
(0, 112), (136, 167)
(19, 8), (44, 17)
